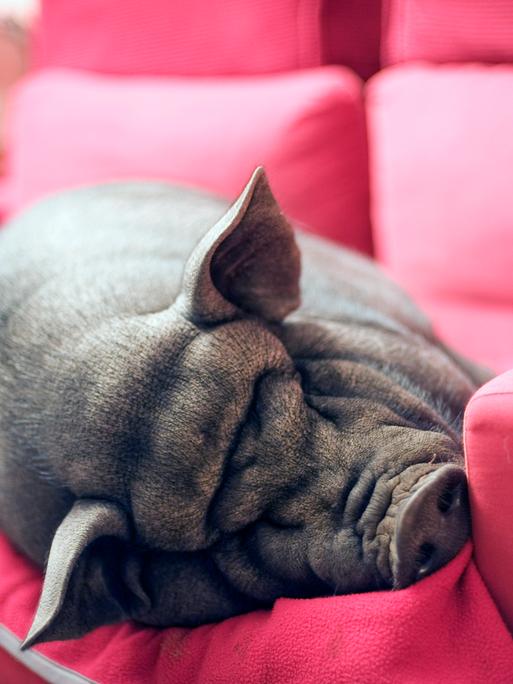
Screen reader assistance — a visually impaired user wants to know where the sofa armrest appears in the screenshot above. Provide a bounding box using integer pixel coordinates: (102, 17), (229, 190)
(465, 369), (513, 632)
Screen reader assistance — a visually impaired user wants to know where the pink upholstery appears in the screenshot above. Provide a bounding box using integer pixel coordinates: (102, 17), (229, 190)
(33, 0), (381, 80)
(414, 297), (513, 377)
(33, 0), (323, 76)
(465, 370), (513, 634)
(0, 647), (45, 684)
(367, 64), (513, 370)
(4, 67), (372, 252)
(383, 0), (513, 65)
(2, 536), (513, 683)
(321, 0), (381, 80)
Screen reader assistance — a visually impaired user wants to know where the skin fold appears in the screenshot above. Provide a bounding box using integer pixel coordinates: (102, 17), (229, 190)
(0, 169), (490, 646)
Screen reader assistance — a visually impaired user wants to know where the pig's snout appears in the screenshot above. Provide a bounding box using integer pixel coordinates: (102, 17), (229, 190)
(391, 464), (470, 588)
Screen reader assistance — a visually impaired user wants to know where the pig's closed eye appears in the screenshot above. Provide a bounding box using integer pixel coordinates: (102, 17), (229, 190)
(416, 542), (435, 570)
(437, 481), (461, 514)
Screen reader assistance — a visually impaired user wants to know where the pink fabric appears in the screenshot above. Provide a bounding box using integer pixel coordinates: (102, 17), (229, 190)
(32, 0), (382, 81)
(383, 0), (513, 65)
(414, 297), (513, 375)
(465, 370), (513, 634)
(32, 0), (323, 76)
(322, 0), (381, 80)
(2, 534), (513, 683)
(4, 67), (372, 253)
(367, 64), (513, 369)
(0, 647), (46, 684)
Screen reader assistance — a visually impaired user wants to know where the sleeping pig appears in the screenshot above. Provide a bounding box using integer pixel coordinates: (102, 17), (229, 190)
(0, 168), (490, 647)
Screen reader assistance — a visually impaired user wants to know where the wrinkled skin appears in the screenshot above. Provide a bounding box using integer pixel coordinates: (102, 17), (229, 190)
(0, 170), (491, 646)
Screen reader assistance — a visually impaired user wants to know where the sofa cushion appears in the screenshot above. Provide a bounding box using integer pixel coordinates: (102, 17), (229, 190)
(465, 369), (513, 634)
(0, 645), (46, 684)
(32, 0), (382, 80)
(1, 533), (513, 683)
(383, 0), (513, 65)
(367, 64), (513, 369)
(4, 67), (372, 252)
(416, 297), (513, 376)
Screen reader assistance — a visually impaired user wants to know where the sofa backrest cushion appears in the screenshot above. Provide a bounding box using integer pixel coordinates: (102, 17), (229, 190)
(4, 67), (372, 252)
(367, 63), (513, 367)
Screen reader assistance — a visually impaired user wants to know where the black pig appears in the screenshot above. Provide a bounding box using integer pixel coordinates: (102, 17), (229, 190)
(0, 169), (489, 647)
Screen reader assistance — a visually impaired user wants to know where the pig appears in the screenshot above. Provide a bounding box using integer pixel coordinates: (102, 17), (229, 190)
(0, 168), (490, 648)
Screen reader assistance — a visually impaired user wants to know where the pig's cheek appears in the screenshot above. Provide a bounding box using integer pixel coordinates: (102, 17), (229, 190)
(306, 529), (376, 592)
(129, 550), (258, 627)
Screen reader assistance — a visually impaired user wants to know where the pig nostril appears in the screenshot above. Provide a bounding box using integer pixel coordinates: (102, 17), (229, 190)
(416, 542), (436, 570)
(437, 482), (460, 514)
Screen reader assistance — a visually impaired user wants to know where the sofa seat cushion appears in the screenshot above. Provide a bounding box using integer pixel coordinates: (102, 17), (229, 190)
(1, 533), (513, 683)
(417, 296), (513, 374)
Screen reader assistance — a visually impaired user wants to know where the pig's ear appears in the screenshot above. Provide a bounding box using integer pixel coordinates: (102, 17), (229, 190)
(21, 499), (150, 649)
(179, 167), (301, 324)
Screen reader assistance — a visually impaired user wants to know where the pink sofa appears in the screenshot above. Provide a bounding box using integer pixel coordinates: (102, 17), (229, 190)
(1, 1), (513, 681)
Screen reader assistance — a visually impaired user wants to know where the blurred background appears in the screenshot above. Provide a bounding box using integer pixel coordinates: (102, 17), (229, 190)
(0, 0), (512, 374)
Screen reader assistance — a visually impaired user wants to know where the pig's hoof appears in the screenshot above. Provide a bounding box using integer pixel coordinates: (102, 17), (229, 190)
(391, 464), (470, 588)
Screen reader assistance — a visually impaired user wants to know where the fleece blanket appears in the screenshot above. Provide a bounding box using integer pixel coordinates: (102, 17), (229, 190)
(1, 535), (512, 684)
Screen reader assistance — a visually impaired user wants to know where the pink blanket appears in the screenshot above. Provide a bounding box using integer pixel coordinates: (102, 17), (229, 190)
(1, 535), (512, 683)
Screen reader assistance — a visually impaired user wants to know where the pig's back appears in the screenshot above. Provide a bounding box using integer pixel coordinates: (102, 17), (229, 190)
(0, 181), (431, 340)
(0, 183), (228, 327)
